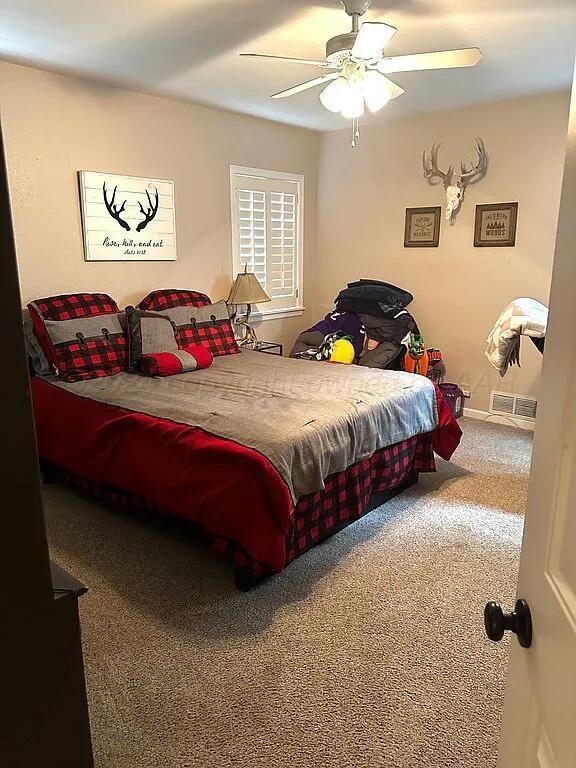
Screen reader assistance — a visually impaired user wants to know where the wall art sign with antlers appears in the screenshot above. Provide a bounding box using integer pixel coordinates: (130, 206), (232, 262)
(78, 171), (176, 261)
(422, 139), (488, 222)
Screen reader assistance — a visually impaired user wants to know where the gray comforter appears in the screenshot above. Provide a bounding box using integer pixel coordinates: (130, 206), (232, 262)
(53, 350), (438, 501)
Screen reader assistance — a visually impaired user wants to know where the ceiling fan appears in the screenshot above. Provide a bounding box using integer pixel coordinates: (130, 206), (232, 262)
(241, 0), (482, 141)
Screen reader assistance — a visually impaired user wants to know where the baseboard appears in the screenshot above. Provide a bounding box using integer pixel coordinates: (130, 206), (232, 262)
(463, 407), (536, 432)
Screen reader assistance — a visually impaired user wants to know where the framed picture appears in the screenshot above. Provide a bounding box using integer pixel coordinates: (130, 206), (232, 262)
(474, 202), (518, 247)
(404, 206), (441, 248)
(78, 170), (177, 261)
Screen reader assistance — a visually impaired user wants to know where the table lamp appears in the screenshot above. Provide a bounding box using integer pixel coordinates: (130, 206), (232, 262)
(226, 267), (271, 348)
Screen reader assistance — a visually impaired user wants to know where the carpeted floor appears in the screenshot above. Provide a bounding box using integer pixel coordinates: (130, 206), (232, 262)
(43, 417), (533, 768)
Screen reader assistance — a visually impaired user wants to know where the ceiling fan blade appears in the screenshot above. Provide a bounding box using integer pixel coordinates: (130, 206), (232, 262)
(379, 75), (405, 99)
(352, 22), (397, 60)
(240, 53), (335, 69)
(271, 73), (339, 99)
(377, 47), (482, 74)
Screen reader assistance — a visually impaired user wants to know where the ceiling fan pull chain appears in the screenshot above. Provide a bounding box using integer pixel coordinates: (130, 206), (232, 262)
(351, 117), (360, 148)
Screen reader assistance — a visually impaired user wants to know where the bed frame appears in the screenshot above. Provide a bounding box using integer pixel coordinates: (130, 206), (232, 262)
(235, 470), (419, 590)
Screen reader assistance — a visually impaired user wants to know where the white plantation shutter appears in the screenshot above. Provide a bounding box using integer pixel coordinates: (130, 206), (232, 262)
(237, 189), (266, 287)
(230, 166), (304, 316)
(269, 191), (296, 300)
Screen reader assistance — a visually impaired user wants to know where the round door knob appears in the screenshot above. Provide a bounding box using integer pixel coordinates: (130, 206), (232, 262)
(484, 599), (532, 648)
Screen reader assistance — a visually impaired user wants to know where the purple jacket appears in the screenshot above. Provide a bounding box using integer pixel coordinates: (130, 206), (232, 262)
(290, 311), (366, 359)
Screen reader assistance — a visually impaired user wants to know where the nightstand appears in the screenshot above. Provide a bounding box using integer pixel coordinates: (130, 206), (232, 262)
(252, 341), (283, 356)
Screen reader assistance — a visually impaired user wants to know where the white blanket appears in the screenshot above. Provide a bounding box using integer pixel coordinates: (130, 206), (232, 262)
(485, 298), (548, 377)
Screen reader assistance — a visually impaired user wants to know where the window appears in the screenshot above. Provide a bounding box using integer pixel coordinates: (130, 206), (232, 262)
(230, 166), (304, 319)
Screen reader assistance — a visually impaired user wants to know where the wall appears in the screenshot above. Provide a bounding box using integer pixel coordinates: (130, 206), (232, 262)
(0, 61), (320, 351)
(316, 92), (570, 411)
(2, 60), (570, 409)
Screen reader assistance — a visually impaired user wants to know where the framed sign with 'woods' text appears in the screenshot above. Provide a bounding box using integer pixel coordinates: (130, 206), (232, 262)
(78, 171), (177, 261)
(474, 202), (518, 247)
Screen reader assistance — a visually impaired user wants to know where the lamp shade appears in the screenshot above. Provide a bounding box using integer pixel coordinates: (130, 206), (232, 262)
(227, 271), (271, 305)
(319, 77), (349, 113)
(339, 82), (365, 119)
(360, 70), (392, 113)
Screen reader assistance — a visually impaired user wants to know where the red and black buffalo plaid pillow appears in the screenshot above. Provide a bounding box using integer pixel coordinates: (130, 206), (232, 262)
(28, 293), (126, 382)
(31, 293), (119, 321)
(148, 299), (239, 357)
(138, 289), (211, 312)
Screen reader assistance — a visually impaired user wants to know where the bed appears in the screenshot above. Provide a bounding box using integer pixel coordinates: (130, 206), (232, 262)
(31, 348), (461, 589)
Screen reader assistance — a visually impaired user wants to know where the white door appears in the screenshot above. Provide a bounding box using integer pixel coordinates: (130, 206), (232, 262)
(494, 66), (576, 768)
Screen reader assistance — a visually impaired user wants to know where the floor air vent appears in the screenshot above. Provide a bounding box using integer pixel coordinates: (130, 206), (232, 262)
(490, 391), (538, 421)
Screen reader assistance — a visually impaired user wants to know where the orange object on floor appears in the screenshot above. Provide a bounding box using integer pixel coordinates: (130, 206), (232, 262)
(404, 333), (429, 376)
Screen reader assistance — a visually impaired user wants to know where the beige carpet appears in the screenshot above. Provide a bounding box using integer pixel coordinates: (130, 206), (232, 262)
(43, 417), (532, 768)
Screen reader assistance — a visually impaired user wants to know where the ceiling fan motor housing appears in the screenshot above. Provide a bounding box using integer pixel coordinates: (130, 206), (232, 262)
(341, 0), (372, 16)
(326, 32), (358, 64)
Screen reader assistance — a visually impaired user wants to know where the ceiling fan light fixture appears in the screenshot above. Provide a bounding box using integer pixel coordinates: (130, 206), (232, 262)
(360, 70), (392, 112)
(319, 76), (350, 113)
(339, 82), (365, 119)
(240, 2), (483, 145)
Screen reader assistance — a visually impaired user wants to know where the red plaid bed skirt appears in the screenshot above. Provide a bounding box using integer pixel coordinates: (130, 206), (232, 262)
(45, 431), (435, 588)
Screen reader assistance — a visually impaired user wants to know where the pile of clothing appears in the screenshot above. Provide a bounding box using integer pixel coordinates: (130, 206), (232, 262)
(290, 278), (420, 370)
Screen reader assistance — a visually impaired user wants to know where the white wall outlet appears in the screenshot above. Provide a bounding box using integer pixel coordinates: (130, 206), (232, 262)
(461, 384), (471, 398)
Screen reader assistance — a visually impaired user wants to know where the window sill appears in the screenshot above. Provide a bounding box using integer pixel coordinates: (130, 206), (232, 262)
(254, 306), (306, 322)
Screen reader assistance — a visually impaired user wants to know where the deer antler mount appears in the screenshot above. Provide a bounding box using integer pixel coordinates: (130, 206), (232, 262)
(423, 139), (487, 221)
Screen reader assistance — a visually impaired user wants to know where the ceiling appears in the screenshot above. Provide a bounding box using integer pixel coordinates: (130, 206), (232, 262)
(1, 0), (575, 131)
